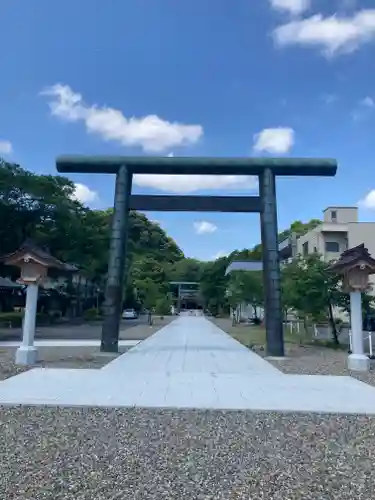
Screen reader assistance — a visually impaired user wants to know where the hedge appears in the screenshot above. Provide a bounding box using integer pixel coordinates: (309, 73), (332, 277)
(0, 311), (55, 328)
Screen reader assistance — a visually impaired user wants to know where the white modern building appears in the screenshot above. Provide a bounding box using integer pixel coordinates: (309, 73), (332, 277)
(279, 205), (375, 304)
(280, 206), (375, 262)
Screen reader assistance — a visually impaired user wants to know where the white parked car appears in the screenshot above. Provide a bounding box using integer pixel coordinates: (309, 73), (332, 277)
(122, 308), (138, 319)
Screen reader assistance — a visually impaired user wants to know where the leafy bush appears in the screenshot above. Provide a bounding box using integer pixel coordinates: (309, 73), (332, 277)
(155, 297), (172, 316)
(0, 311), (52, 327)
(83, 307), (102, 321)
(0, 311), (23, 327)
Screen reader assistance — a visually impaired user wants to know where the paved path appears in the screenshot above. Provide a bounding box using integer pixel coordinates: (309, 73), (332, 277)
(0, 317), (146, 340)
(0, 339), (140, 347)
(2, 316), (375, 413)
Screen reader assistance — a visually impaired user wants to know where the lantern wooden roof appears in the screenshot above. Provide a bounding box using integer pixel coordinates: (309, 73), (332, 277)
(0, 239), (78, 272)
(328, 244), (375, 275)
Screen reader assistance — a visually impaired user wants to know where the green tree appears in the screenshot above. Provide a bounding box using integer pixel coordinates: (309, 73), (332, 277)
(0, 160), (186, 316)
(134, 278), (163, 324)
(199, 257), (229, 315)
(238, 271), (264, 318)
(281, 254), (342, 343)
(130, 256), (167, 286)
(0, 160), (87, 258)
(128, 211), (183, 263)
(226, 272), (244, 324)
(155, 295), (173, 316)
(227, 270), (264, 324)
(278, 219), (321, 243)
(166, 258), (203, 283)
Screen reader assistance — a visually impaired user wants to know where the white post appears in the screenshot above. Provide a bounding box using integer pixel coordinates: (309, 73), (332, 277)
(348, 290), (370, 371)
(369, 332), (373, 358)
(15, 282), (39, 365)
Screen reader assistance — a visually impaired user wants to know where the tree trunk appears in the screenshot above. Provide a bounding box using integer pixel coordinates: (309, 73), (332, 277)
(303, 315), (309, 336)
(253, 305), (259, 320)
(328, 301), (339, 345)
(232, 309), (236, 326)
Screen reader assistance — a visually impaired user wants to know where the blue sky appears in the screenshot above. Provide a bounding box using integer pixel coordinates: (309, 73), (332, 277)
(1, 0), (375, 260)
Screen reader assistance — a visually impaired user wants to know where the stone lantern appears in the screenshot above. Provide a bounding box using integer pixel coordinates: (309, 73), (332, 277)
(328, 244), (375, 372)
(1, 240), (67, 365)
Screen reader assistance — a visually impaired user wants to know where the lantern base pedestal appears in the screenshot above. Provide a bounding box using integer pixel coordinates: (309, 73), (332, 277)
(15, 346), (38, 366)
(348, 353), (370, 372)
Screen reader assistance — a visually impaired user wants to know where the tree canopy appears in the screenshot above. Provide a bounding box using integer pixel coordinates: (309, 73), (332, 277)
(0, 160), (183, 295)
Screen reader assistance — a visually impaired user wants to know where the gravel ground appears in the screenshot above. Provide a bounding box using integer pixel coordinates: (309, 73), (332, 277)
(213, 317), (375, 388)
(1, 407), (375, 499)
(0, 347), (111, 381)
(256, 343), (375, 387)
(2, 317), (375, 498)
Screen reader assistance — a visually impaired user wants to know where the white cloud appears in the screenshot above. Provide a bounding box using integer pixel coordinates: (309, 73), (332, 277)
(133, 150), (258, 193)
(352, 96), (375, 121)
(133, 173), (258, 193)
(322, 94), (338, 105)
(359, 190), (375, 209)
(253, 127), (295, 154)
(41, 84), (203, 153)
(0, 140), (13, 155)
(270, 0), (311, 16)
(273, 10), (375, 57)
(194, 221), (218, 235)
(361, 96), (375, 108)
(72, 183), (98, 204)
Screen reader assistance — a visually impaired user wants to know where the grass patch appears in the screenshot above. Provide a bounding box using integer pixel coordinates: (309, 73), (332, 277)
(226, 324), (266, 348)
(211, 317), (344, 351)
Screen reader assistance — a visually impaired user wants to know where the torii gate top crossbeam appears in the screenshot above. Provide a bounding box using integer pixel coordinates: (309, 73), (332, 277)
(56, 155), (337, 177)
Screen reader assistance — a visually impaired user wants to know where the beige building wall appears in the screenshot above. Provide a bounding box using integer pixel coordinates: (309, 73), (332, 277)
(293, 210), (375, 296)
(347, 222), (375, 257)
(323, 206), (358, 224)
(279, 207), (375, 319)
(296, 229), (347, 259)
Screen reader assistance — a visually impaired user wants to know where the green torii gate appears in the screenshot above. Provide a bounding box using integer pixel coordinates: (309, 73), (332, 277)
(56, 156), (337, 357)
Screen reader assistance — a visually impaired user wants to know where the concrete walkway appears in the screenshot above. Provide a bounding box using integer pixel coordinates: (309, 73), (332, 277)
(0, 339), (140, 348)
(1, 316), (375, 413)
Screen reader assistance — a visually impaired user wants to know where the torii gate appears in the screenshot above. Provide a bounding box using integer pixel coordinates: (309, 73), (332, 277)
(56, 156), (337, 357)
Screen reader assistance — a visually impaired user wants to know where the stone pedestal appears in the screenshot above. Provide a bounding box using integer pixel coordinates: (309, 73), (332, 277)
(15, 345), (38, 365)
(348, 353), (370, 371)
(15, 282), (39, 366)
(348, 290), (370, 372)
